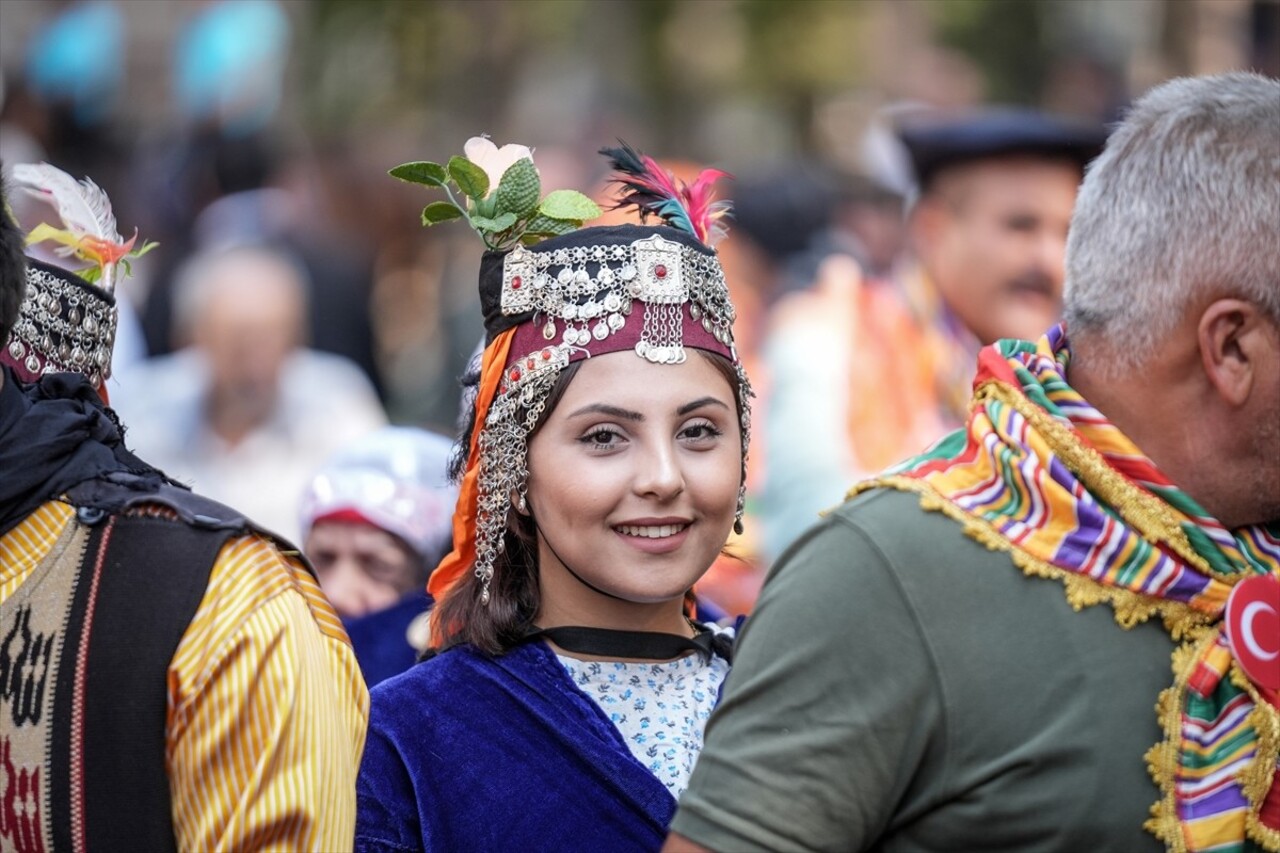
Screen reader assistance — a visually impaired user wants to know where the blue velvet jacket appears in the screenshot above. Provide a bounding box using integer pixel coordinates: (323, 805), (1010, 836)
(355, 640), (682, 852)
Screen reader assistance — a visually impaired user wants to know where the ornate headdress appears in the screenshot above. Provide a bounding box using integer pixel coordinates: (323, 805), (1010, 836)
(392, 140), (750, 611)
(1, 163), (154, 398)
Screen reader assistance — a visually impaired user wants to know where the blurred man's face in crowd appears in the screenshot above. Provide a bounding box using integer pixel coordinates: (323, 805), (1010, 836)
(194, 255), (304, 433)
(914, 156), (1080, 345)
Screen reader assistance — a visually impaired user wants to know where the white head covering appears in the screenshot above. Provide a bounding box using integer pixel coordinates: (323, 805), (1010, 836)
(300, 426), (458, 569)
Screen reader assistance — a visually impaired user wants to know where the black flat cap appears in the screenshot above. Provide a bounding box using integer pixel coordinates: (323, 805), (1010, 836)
(897, 108), (1109, 191)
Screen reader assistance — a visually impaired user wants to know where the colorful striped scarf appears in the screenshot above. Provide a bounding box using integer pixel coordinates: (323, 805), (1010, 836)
(853, 325), (1280, 852)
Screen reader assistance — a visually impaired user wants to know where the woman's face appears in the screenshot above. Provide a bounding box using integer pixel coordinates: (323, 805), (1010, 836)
(525, 351), (741, 626)
(306, 520), (421, 618)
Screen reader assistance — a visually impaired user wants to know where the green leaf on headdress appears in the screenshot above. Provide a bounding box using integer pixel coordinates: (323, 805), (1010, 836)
(469, 212), (517, 233)
(421, 201), (465, 225)
(523, 213), (579, 238)
(118, 240), (161, 278)
(474, 193), (498, 219)
(539, 190), (602, 222)
(448, 156), (490, 200)
(133, 240), (160, 259)
(495, 158), (541, 218)
(389, 161), (448, 187)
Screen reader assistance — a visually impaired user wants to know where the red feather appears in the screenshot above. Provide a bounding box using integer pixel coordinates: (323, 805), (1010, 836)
(600, 142), (732, 246)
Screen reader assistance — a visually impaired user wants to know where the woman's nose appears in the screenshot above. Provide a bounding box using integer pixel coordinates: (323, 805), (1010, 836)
(633, 441), (685, 501)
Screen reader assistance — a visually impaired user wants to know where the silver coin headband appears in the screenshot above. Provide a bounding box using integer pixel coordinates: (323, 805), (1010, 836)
(5, 261), (117, 389)
(500, 233), (737, 364)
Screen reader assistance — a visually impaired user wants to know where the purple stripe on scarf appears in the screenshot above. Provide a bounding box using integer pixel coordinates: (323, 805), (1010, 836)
(1162, 560), (1212, 601)
(1047, 457), (1106, 566)
(1241, 525), (1280, 561)
(1178, 783), (1248, 820)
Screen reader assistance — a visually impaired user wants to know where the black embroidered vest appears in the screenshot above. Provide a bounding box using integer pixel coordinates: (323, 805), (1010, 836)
(0, 476), (290, 853)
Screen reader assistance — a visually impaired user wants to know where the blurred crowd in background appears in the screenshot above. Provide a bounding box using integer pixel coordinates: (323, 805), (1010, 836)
(1, 0), (1276, 572)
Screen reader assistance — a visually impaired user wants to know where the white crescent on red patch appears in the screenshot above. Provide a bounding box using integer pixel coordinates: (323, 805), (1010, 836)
(1226, 575), (1280, 690)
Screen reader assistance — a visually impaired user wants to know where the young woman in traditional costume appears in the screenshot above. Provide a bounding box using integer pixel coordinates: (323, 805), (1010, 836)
(355, 142), (750, 852)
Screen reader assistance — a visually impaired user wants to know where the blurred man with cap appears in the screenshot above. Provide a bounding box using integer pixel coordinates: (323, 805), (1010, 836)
(760, 107), (1106, 561)
(899, 107), (1107, 348)
(0, 166), (368, 851)
(300, 426), (458, 686)
(669, 73), (1279, 852)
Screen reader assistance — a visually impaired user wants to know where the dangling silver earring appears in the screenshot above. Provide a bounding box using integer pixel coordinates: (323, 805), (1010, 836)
(733, 484), (746, 535)
(516, 494), (528, 514)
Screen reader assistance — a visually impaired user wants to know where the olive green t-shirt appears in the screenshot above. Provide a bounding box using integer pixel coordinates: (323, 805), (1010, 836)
(673, 488), (1176, 852)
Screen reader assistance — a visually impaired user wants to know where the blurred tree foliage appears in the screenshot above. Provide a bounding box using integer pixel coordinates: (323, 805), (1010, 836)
(301, 0), (572, 135)
(294, 0), (1079, 153)
(295, 0), (878, 154)
(927, 0), (1054, 104)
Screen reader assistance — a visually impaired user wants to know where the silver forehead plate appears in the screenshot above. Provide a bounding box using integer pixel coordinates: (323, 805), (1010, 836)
(632, 235), (687, 305)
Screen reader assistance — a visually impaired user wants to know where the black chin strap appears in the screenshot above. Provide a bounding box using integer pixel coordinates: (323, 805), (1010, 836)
(521, 623), (733, 664)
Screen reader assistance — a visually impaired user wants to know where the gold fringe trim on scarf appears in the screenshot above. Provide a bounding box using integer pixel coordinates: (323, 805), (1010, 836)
(1144, 633), (1218, 853)
(847, 475), (1215, 640)
(1232, 667), (1280, 850)
(1145, 647), (1280, 852)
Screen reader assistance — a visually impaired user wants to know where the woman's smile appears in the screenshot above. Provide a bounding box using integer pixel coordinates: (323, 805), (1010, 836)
(614, 517), (693, 552)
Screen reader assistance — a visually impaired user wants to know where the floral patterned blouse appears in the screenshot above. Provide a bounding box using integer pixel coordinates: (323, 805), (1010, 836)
(556, 625), (735, 798)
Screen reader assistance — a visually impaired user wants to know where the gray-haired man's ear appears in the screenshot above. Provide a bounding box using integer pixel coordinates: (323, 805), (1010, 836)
(1197, 298), (1277, 410)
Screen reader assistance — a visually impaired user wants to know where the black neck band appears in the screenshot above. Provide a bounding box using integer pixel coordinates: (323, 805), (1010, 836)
(522, 624), (733, 664)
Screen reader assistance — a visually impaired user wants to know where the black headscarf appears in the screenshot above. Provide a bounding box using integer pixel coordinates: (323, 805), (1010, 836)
(0, 367), (169, 536)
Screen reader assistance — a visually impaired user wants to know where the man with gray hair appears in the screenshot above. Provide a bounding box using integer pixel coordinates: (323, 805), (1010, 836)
(667, 72), (1280, 852)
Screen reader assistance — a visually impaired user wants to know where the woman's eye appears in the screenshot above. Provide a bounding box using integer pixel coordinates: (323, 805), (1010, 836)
(680, 421), (723, 442)
(579, 428), (622, 447)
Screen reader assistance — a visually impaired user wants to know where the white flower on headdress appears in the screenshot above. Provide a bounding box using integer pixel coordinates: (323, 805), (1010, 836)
(464, 136), (534, 197)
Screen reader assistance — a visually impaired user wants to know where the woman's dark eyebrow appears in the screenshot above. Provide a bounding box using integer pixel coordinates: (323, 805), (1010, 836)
(566, 403), (644, 421)
(566, 397), (729, 421)
(677, 397), (730, 416)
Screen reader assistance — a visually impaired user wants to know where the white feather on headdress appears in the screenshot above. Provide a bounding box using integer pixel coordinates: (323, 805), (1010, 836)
(11, 162), (135, 294)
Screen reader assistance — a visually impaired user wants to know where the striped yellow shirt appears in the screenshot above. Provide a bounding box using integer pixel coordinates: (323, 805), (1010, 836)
(0, 500), (370, 851)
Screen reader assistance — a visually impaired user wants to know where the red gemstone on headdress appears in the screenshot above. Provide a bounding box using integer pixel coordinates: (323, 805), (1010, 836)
(512, 276), (523, 289)
(510, 368), (521, 382)
(654, 264), (667, 279)
(541, 349), (551, 360)
(526, 358), (536, 369)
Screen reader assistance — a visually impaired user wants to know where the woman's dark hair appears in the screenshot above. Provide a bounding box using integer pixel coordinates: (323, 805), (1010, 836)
(0, 179), (28, 348)
(433, 349), (744, 656)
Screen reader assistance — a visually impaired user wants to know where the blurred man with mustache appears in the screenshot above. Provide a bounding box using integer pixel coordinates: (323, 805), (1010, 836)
(761, 109), (1107, 562)
(904, 113), (1090, 347)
